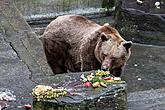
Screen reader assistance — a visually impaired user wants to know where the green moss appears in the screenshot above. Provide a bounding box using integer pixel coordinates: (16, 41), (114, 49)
(122, 22), (137, 33)
(119, 20), (138, 39)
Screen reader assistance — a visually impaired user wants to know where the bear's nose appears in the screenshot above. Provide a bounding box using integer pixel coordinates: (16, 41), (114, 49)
(101, 66), (108, 71)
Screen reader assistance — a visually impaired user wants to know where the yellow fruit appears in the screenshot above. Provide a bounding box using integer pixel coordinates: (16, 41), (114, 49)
(100, 82), (107, 88)
(92, 82), (100, 88)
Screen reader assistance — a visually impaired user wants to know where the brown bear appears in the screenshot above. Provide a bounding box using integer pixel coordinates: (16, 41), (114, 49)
(43, 15), (132, 77)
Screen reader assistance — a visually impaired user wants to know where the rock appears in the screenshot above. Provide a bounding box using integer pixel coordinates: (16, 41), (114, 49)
(121, 0), (165, 14)
(0, 31), (35, 110)
(115, 0), (165, 45)
(0, 1), (55, 108)
(33, 72), (128, 110)
(0, 0), (53, 75)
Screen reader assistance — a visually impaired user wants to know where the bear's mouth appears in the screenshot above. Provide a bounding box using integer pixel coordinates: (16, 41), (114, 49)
(109, 67), (122, 77)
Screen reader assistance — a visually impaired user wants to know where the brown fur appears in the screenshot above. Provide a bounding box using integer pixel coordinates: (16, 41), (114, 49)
(43, 15), (132, 76)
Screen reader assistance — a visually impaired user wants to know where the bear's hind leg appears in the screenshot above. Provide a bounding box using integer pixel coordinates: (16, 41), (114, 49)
(43, 34), (69, 74)
(48, 57), (67, 74)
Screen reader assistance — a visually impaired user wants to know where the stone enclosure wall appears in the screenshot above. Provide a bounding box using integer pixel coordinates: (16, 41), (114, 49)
(14, 0), (103, 16)
(13, 0), (165, 45)
(115, 0), (165, 45)
(13, 0), (116, 36)
(13, 0), (111, 25)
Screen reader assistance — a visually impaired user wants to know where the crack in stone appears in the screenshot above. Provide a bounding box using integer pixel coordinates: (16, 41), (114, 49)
(0, 27), (35, 82)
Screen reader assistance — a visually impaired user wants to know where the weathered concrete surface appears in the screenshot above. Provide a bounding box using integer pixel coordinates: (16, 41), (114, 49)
(128, 88), (165, 110)
(0, 0), (53, 76)
(115, 0), (165, 46)
(0, 32), (35, 110)
(0, 0), (53, 109)
(122, 43), (165, 92)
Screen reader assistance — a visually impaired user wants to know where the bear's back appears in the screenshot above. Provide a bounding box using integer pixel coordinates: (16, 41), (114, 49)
(44, 15), (101, 44)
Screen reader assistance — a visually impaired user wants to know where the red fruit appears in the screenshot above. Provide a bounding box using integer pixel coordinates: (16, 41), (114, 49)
(24, 104), (32, 109)
(17, 104), (32, 109)
(84, 82), (91, 87)
(103, 77), (113, 80)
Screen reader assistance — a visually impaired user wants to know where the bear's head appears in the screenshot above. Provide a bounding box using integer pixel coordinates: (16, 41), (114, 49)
(94, 24), (132, 77)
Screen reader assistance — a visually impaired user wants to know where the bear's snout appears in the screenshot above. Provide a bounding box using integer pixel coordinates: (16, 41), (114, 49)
(101, 65), (109, 71)
(101, 58), (112, 71)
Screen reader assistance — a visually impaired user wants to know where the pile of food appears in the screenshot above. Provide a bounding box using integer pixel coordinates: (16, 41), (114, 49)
(32, 85), (67, 101)
(32, 70), (124, 101)
(80, 70), (122, 88)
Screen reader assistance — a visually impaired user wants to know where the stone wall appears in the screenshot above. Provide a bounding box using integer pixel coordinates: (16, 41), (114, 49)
(115, 0), (165, 45)
(14, 0), (103, 16)
(13, 0), (108, 24)
(0, 0), (54, 76)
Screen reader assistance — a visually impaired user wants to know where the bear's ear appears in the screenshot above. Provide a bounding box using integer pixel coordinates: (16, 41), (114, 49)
(123, 41), (132, 52)
(103, 23), (109, 26)
(101, 32), (108, 42)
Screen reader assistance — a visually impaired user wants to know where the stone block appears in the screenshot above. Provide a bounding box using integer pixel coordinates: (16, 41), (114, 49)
(33, 72), (127, 110)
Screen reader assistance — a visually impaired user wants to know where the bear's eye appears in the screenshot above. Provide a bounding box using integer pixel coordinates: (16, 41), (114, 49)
(104, 54), (107, 57)
(102, 54), (108, 58)
(111, 57), (116, 62)
(122, 57), (126, 61)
